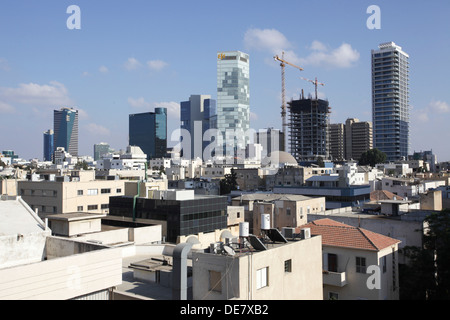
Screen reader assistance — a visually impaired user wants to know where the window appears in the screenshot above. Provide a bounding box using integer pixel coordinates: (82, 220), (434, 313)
(356, 257), (366, 273)
(116, 188), (122, 193)
(209, 270), (222, 293)
(87, 189), (98, 196)
(77, 190), (83, 196)
(87, 205), (98, 211)
(256, 267), (268, 289)
(329, 292), (339, 300)
(382, 256), (387, 273)
(101, 204), (109, 209)
(284, 259), (292, 273)
(77, 206), (83, 211)
(101, 188), (111, 194)
(286, 207), (291, 216)
(328, 254), (338, 272)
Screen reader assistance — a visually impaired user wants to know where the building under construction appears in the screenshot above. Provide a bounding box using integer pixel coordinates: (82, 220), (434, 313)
(288, 95), (331, 162)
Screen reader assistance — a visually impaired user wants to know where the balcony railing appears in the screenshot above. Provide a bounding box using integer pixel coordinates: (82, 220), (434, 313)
(323, 270), (347, 287)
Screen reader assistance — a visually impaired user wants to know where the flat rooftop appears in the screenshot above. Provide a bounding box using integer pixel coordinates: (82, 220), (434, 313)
(0, 197), (45, 236)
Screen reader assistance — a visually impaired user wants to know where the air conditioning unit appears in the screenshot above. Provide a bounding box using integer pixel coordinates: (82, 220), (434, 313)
(210, 242), (223, 254)
(282, 227), (296, 239)
(300, 228), (311, 239)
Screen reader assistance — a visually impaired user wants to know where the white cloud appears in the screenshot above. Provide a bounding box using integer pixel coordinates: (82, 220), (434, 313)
(244, 28), (292, 53)
(82, 71), (90, 77)
(128, 97), (179, 119)
(428, 100), (449, 113)
(0, 101), (14, 114)
(147, 60), (168, 71)
(128, 97), (152, 109)
(309, 40), (327, 52)
(99, 66), (109, 73)
(0, 81), (74, 107)
(413, 100), (450, 123)
(299, 41), (360, 68)
(243, 28), (359, 69)
(124, 57), (142, 71)
(156, 101), (180, 119)
(85, 123), (110, 136)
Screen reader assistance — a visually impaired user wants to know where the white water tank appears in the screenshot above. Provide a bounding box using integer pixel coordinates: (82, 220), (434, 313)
(239, 222), (249, 237)
(261, 214), (271, 231)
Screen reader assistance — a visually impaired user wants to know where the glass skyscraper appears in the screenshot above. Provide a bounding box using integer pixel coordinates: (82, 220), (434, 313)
(129, 108), (167, 160)
(180, 94), (216, 160)
(371, 42), (410, 161)
(216, 51), (250, 151)
(43, 129), (54, 162)
(53, 107), (79, 157)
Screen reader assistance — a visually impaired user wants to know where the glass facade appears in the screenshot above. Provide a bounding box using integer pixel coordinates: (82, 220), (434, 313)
(43, 129), (54, 162)
(217, 51), (250, 150)
(180, 95), (217, 160)
(129, 108), (167, 160)
(93, 142), (110, 161)
(53, 108), (79, 156)
(108, 195), (228, 243)
(371, 42), (410, 161)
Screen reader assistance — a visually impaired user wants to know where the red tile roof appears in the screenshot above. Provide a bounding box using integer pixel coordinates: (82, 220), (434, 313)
(370, 190), (404, 201)
(297, 218), (401, 251)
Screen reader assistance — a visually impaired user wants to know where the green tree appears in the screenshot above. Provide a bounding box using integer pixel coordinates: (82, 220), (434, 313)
(219, 169), (238, 195)
(358, 148), (387, 167)
(316, 156), (325, 167)
(400, 209), (450, 300)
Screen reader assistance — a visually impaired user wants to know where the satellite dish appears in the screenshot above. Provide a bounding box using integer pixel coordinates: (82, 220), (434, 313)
(223, 245), (235, 256)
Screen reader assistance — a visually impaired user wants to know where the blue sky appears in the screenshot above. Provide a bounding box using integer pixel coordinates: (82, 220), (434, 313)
(0, 0), (449, 161)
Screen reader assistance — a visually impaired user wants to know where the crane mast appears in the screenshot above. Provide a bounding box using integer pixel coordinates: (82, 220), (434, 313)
(273, 52), (304, 151)
(300, 77), (325, 100)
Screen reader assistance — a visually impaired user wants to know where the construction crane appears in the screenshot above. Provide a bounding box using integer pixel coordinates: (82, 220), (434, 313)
(300, 77), (325, 101)
(274, 52), (304, 150)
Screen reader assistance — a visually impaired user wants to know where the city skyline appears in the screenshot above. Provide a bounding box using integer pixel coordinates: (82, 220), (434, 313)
(0, 1), (449, 162)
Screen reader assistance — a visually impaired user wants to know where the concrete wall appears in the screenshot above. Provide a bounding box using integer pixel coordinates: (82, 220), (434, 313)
(0, 231), (50, 269)
(18, 179), (125, 217)
(50, 218), (103, 237)
(227, 206), (245, 226)
(78, 225), (162, 246)
(192, 235), (323, 300)
(252, 197), (325, 235)
(0, 245), (122, 300)
(322, 244), (399, 300)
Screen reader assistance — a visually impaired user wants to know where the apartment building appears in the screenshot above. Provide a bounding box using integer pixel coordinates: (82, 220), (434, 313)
(298, 218), (401, 300)
(0, 195), (122, 300)
(18, 170), (125, 218)
(231, 193), (325, 235)
(192, 228), (323, 300)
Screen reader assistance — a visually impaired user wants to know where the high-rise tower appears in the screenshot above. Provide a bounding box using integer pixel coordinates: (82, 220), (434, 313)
(53, 107), (79, 157)
(216, 51), (250, 151)
(43, 129), (54, 162)
(371, 42), (409, 161)
(180, 94), (216, 160)
(129, 108), (167, 160)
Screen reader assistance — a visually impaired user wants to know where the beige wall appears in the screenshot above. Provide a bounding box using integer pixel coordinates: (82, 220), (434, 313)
(252, 197), (325, 235)
(192, 235), (323, 300)
(322, 244), (399, 300)
(18, 179), (125, 218)
(0, 179), (18, 196)
(420, 190), (442, 211)
(0, 244), (122, 300)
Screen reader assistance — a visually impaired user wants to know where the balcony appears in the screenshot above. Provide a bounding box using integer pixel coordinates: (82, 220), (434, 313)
(323, 270), (347, 287)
